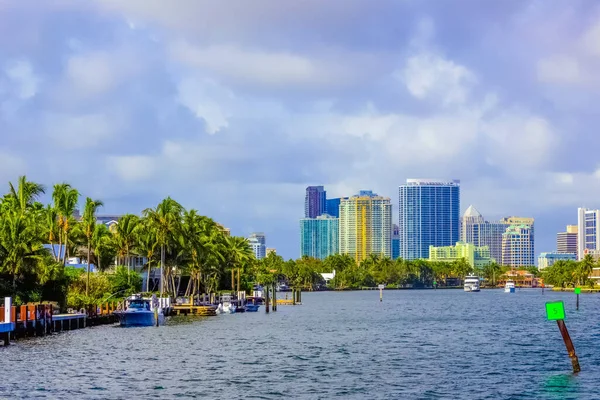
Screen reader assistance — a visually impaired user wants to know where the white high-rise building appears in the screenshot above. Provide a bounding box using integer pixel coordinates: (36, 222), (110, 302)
(577, 208), (600, 260)
(248, 232), (266, 259)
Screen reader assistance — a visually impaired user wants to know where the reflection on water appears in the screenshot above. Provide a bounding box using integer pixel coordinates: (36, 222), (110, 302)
(1, 289), (599, 399)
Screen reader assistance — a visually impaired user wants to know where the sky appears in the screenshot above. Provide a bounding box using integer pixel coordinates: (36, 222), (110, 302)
(1, 0), (600, 260)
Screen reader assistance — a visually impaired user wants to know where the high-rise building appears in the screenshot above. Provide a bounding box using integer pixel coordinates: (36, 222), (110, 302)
(305, 186), (326, 218)
(248, 232), (266, 259)
(300, 214), (339, 260)
(461, 205), (506, 264)
(501, 225), (535, 267)
(429, 241), (495, 268)
(339, 192), (392, 262)
(399, 179), (460, 260)
(266, 248), (276, 255)
(392, 224), (400, 260)
(538, 252), (576, 270)
(577, 208), (600, 260)
(557, 225), (578, 256)
(326, 198), (341, 218)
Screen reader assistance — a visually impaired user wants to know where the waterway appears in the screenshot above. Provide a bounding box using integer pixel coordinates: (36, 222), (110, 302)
(1, 289), (599, 399)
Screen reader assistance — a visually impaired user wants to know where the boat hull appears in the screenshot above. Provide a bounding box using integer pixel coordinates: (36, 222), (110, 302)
(115, 311), (163, 327)
(245, 304), (260, 312)
(505, 287), (515, 293)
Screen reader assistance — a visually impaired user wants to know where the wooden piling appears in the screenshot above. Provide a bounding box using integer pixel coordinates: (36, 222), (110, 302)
(272, 283), (277, 312)
(265, 285), (270, 313)
(557, 319), (581, 373)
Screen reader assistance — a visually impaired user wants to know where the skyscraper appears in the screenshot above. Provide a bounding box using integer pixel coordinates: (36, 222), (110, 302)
(557, 225), (578, 256)
(339, 192), (392, 262)
(577, 208), (600, 260)
(248, 232), (266, 259)
(305, 186), (326, 218)
(300, 214), (339, 260)
(501, 225), (535, 267)
(325, 198), (341, 218)
(392, 224), (400, 260)
(399, 179), (460, 260)
(460, 205), (506, 264)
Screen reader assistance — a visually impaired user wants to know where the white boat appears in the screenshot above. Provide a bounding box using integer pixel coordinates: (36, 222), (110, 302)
(464, 275), (480, 292)
(114, 294), (165, 327)
(505, 281), (516, 293)
(220, 294), (236, 314)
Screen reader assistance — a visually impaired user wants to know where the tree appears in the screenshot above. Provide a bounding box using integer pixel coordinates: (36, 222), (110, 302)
(134, 220), (158, 292)
(52, 183), (79, 264)
(113, 214), (139, 274)
(82, 197), (103, 296)
(143, 198), (183, 298)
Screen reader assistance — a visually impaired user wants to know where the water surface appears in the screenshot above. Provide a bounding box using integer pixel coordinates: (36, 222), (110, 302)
(1, 289), (598, 399)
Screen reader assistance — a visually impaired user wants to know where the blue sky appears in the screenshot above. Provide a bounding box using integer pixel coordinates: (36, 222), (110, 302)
(1, 0), (600, 260)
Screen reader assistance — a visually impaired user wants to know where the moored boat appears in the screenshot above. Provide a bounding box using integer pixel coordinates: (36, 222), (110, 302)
(464, 275), (481, 292)
(505, 281), (516, 293)
(114, 294), (164, 327)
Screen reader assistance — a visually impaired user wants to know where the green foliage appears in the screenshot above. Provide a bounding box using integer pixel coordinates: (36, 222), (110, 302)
(542, 255), (596, 288)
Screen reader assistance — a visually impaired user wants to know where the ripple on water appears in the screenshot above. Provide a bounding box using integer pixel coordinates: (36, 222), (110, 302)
(2, 289), (600, 399)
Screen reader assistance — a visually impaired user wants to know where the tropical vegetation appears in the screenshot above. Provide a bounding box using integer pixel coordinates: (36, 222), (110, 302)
(541, 254), (596, 288)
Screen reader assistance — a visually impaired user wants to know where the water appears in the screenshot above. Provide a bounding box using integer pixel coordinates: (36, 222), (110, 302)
(1, 289), (599, 399)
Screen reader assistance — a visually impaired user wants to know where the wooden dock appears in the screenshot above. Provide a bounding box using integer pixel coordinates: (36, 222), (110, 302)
(172, 305), (217, 316)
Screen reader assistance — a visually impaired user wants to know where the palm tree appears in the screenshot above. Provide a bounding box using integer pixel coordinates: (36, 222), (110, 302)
(225, 236), (253, 292)
(578, 254), (594, 286)
(7, 175), (45, 215)
(91, 223), (113, 271)
(52, 183), (79, 264)
(143, 197), (183, 298)
(82, 197), (103, 296)
(134, 221), (158, 292)
(113, 214), (139, 274)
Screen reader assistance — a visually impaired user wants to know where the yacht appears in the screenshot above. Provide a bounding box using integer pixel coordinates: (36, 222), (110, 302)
(464, 275), (480, 292)
(505, 281), (516, 293)
(114, 294), (164, 327)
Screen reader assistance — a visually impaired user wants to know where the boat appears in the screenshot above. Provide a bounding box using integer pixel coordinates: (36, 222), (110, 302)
(245, 304), (260, 312)
(464, 275), (480, 292)
(114, 294), (164, 327)
(220, 294), (236, 314)
(505, 281), (516, 293)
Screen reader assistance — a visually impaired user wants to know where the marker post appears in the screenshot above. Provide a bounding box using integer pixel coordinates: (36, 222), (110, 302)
(378, 284), (384, 302)
(574, 287), (581, 310)
(545, 301), (581, 373)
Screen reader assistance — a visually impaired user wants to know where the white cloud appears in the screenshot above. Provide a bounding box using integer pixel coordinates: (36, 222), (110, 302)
(4, 60), (39, 99)
(65, 51), (121, 97)
(0, 149), (26, 182)
(170, 41), (350, 88)
(107, 155), (156, 182)
(176, 77), (233, 134)
(396, 52), (476, 106)
(45, 113), (122, 149)
(537, 55), (583, 84)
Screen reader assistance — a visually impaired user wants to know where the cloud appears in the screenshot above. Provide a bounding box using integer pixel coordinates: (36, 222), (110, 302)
(44, 113), (123, 149)
(397, 52), (476, 105)
(3, 60), (39, 99)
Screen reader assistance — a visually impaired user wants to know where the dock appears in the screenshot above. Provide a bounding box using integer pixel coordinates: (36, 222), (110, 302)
(172, 305), (217, 316)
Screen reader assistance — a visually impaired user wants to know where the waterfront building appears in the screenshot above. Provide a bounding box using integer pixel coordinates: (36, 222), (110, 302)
(501, 225), (535, 267)
(460, 205), (506, 264)
(557, 225), (577, 256)
(248, 232), (266, 259)
(399, 179), (460, 260)
(392, 224), (400, 260)
(537, 252), (576, 270)
(300, 214), (339, 260)
(339, 192), (392, 262)
(305, 186), (326, 218)
(216, 223), (231, 237)
(577, 208), (600, 260)
(326, 198), (341, 218)
(428, 241), (495, 268)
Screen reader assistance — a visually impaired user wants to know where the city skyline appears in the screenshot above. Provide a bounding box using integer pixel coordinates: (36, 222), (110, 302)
(1, 1), (597, 261)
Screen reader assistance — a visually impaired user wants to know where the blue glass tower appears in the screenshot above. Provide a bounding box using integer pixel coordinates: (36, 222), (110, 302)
(392, 224), (400, 260)
(300, 215), (339, 259)
(399, 179), (460, 260)
(326, 198), (341, 218)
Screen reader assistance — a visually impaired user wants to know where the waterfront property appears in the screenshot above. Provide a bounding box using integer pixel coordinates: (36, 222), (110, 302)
(326, 197), (342, 218)
(428, 241), (495, 268)
(305, 186), (327, 218)
(300, 214), (339, 260)
(339, 191), (392, 262)
(538, 252), (576, 270)
(461, 205), (507, 264)
(501, 224), (535, 267)
(392, 223), (400, 260)
(399, 179), (460, 260)
(497, 270), (539, 288)
(248, 232), (267, 259)
(557, 225), (578, 256)
(577, 208), (600, 260)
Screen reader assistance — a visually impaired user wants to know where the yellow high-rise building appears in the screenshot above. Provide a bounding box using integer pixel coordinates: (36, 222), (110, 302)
(339, 193), (392, 262)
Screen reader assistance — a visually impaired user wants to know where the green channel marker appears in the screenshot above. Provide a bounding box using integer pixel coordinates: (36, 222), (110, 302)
(574, 287), (581, 294)
(546, 301), (565, 321)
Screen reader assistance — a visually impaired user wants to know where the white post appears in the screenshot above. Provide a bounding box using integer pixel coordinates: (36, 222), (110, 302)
(4, 297), (11, 323)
